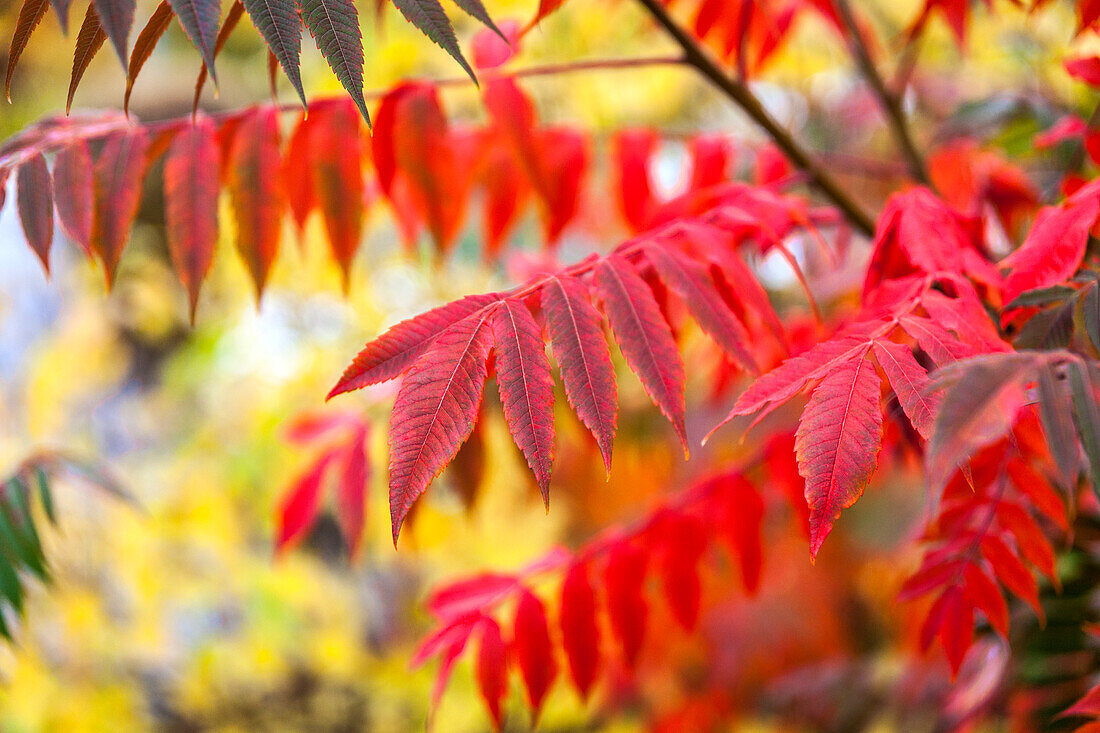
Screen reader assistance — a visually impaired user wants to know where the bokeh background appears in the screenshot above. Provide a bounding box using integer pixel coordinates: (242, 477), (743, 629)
(0, 0), (1095, 729)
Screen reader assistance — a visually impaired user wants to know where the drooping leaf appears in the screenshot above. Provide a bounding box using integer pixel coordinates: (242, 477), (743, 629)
(15, 153), (54, 275)
(612, 129), (658, 233)
(67, 4), (108, 113)
(534, 127), (587, 244)
(658, 513), (706, 630)
(1068, 360), (1100, 496)
(391, 0), (476, 82)
(475, 617), (507, 730)
(241, 0), (305, 105)
(512, 589), (557, 722)
(541, 275), (617, 473)
(124, 1), (175, 114)
(1084, 282), (1100, 355)
(301, 0), (369, 122)
(5, 0), (51, 102)
(450, 0), (504, 39)
(872, 339), (938, 439)
(163, 115), (220, 322)
(524, 0), (564, 29)
(559, 562), (599, 700)
(329, 293), (500, 397)
(227, 105), (282, 300)
(795, 347), (882, 558)
(387, 306), (497, 544)
(926, 354), (1036, 493)
(91, 0), (137, 67)
(1037, 361), (1080, 490)
(275, 451), (335, 550)
(594, 255), (688, 452)
(336, 423), (369, 556)
(167, 0), (221, 80)
(604, 540), (647, 668)
(90, 128), (149, 285)
(281, 112), (317, 229)
(308, 100), (366, 287)
(426, 572), (516, 619)
(644, 241), (757, 373)
(491, 299), (555, 506)
(192, 0), (245, 109)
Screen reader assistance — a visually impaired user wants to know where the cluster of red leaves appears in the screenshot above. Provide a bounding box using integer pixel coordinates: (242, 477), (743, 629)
(411, 466), (764, 728)
(327, 181), (829, 544)
(274, 410), (371, 557)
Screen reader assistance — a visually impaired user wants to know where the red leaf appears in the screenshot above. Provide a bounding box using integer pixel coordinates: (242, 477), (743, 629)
(898, 314), (973, 366)
(310, 100), (366, 288)
(922, 586), (973, 676)
(658, 513), (707, 630)
(336, 424), (369, 557)
(51, 141), (94, 255)
(5, 0), (51, 102)
(980, 534), (1042, 617)
(329, 293), (500, 398)
(559, 562), (599, 699)
(872, 339), (938, 439)
(471, 18), (519, 69)
(164, 116), (220, 322)
(534, 126), (587, 244)
(426, 573), (517, 619)
(228, 105), (283, 301)
(604, 539), (647, 668)
(524, 0), (563, 29)
(541, 275), (617, 473)
(795, 347), (882, 558)
(387, 306), (497, 544)
(15, 153), (54, 275)
(512, 589), (557, 721)
(1066, 55), (1100, 86)
(962, 563), (1008, 636)
(1062, 683), (1100, 719)
(688, 135), (732, 191)
(475, 617), (508, 730)
(67, 4), (108, 114)
(644, 241), (757, 372)
(594, 255), (687, 452)
(282, 112), (317, 230)
(411, 616), (479, 721)
(713, 473), (764, 593)
(91, 128), (150, 286)
(491, 298), (555, 506)
(612, 129), (658, 233)
(275, 450), (336, 551)
(124, 1), (174, 114)
(1002, 196), (1100, 303)
(477, 135), (529, 257)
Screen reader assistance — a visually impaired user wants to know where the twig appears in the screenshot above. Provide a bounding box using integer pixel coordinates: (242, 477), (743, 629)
(631, 0), (876, 237)
(833, 0), (930, 186)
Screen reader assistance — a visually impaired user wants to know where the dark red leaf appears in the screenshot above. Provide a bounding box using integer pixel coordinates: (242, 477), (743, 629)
(52, 141), (94, 254)
(491, 298), (555, 506)
(15, 153), (54, 274)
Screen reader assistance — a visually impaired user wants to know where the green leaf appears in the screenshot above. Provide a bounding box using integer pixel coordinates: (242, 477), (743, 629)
(301, 0), (369, 123)
(0, 555), (25, 615)
(167, 0), (221, 80)
(449, 0), (505, 40)
(242, 0), (305, 106)
(34, 467), (55, 525)
(1004, 284), (1077, 310)
(1068, 360), (1100, 499)
(1083, 282), (1100, 355)
(391, 0), (475, 83)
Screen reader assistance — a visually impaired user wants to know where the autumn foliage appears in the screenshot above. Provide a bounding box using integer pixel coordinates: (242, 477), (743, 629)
(7, 0), (1100, 729)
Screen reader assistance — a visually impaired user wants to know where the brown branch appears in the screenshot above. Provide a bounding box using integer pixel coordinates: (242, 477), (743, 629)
(631, 0), (876, 237)
(832, 0), (930, 186)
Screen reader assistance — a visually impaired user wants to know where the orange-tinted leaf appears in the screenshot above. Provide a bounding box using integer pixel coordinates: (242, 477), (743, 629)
(90, 128), (149, 285)
(228, 105), (282, 300)
(310, 100), (365, 287)
(163, 115), (220, 322)
(5, 0), (51, 101)
(124, 1), (174, 114)
(67, 4), (108, 113)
